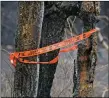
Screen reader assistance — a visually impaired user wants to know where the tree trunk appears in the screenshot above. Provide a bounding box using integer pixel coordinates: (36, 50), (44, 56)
(13, 1), (44, 97)
(37, 2), (81, 97)
(73, 1), (100, 97)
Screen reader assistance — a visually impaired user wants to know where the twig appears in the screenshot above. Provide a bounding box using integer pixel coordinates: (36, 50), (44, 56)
(96, 64), (108, 71)
(98, 31), (109, 51)
(102, 88), (109, 97)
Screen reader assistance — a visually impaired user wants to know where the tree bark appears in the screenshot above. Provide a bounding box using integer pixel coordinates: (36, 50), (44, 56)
(73, 1), (100, 97)
(13, 1), (44, 97)
(37, 2), (81, 97)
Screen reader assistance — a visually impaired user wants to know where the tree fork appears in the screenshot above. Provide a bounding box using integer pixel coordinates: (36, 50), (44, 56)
(73, 1), (100, 97)
(13, 2), (44, 97)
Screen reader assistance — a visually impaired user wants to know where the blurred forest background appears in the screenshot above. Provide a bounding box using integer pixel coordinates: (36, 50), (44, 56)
(1, 1), (109, 97)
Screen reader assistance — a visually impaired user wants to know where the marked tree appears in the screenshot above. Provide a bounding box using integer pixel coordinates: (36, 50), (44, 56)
(73, 1), (100, 97)
(13, 2), (44, 97)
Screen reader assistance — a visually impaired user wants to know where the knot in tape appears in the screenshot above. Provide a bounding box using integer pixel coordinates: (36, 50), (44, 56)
(9, 28), (98, 67)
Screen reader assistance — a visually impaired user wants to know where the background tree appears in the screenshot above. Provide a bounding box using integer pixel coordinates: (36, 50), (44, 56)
(13, 1), (44, 97)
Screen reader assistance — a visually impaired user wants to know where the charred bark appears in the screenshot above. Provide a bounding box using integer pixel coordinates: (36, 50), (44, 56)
(73, 1), (100, 97)
(13, 2), (44, 97)
(37, 2), (81, 97)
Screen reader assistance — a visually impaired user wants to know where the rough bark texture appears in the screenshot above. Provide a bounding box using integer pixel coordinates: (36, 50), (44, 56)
(73, 1), (100, 97)
(14, 2), (44, 97)
(37, 2), (81, 97)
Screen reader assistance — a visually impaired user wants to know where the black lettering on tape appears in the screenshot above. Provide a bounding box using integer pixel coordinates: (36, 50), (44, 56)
(49, 45), (53, 51)
(54, 44), (60, 48)
(76, 36), (80, 42)
(83, 33), (86, 39)
(20, 53), (25, 57)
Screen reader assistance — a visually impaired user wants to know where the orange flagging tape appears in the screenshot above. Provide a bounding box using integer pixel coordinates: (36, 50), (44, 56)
(10, 28), (98, 67)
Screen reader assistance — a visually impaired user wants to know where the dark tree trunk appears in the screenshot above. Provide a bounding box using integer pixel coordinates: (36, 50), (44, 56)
(37, 2), (81, 97)
(13, 2), (44, 97)
(73, 1), (100, 97)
